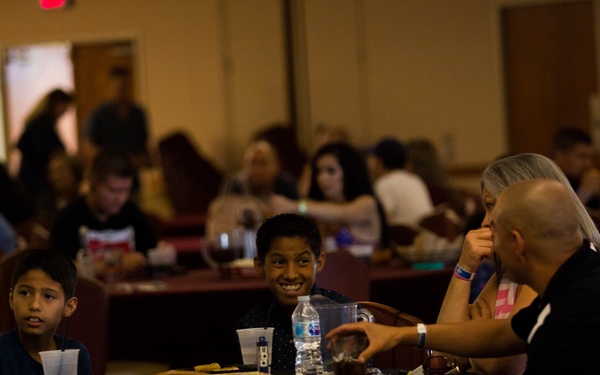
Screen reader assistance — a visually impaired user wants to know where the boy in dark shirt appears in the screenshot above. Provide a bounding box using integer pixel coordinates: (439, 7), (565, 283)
(237, 213), (352, 370)
(0, 249), (92, 374)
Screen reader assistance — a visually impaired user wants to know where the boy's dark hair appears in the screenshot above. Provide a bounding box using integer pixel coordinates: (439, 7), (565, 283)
(11, 249), (77, 300)
(91, 147), (136, 183)
(256, 214), (321, 262)
(552, 127), (592, 152)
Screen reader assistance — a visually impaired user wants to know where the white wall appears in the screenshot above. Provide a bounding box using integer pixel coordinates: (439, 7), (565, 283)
(0, 0), (596, 184)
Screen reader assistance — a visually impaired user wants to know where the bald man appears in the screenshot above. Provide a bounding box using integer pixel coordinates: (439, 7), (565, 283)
(224, 140), (299, 201)
(327, 179), (600, 374)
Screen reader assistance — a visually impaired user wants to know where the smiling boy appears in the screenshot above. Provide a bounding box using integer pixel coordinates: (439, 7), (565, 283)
(236, 213), (352, 370)
(0, 249), (92, 374)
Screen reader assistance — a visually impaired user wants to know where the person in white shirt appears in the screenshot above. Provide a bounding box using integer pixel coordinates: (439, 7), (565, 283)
(368, 137), (433, 227)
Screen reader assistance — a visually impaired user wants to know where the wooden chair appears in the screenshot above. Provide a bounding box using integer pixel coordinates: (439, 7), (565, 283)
(316, 250), (370, 301)
(357, 301), (426, 371)
(418, 204), (464, 242)
(387, 224), (420, 246)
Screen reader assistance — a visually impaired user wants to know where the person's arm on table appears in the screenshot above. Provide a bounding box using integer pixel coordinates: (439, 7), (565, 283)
(326, 319), (526, 365)
(268, 194), (377, 224)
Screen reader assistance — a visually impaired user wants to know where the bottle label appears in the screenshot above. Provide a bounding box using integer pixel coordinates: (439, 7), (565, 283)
(293, 321), (320, 338)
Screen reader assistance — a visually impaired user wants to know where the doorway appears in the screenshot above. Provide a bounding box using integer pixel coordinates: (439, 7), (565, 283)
(502, 1), (597, 156)
(1, 40), (135, 174)
(2, 42), (76, 175)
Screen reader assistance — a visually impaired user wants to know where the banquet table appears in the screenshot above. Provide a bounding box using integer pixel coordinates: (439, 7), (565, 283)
(107, 264), (453, 369)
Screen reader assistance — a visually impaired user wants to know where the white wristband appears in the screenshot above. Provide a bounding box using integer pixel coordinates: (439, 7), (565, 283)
(417, 323), (427, 348)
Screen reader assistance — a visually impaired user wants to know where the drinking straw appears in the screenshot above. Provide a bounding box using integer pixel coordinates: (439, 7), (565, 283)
(58, 317), (71, 375)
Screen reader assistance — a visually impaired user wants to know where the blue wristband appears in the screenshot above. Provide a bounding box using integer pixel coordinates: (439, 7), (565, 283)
(454, 264), (475, 281)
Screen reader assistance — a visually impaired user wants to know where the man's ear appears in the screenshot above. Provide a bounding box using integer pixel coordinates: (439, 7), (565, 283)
(315, 252), (326, 274)
(512, 230), (526, 258)
(253, 256), (265, 276)
(63, 297), (78, 318)
(8, 289), (14, 311)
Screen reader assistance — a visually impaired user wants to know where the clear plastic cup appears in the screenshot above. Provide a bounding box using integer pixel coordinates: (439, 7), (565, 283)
(236, 327), (274, 367)
(39, 349), (79, 375)
(331, 334), (368, 375)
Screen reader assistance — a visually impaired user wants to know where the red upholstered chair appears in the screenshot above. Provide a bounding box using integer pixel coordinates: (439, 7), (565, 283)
(0, 250), (21, 332)
(357, 301), (426, 371)
(59, 276), (109, 375)
(316, 250), (370, 301)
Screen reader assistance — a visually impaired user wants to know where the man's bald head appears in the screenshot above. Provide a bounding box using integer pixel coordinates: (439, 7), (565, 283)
(493, 179), (583, 263)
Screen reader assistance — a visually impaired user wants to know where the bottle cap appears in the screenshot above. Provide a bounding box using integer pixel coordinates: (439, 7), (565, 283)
(298, 295), (310, 302)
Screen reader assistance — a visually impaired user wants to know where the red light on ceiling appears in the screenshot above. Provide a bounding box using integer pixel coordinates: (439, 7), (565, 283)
(40, 0), (71, 9)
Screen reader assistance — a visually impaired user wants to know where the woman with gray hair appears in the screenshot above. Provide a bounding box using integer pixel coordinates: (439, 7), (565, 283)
(436, 153), (600, 375)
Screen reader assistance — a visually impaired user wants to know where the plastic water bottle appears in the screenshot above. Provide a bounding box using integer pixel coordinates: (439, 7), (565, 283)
(292, 295), (324, 375)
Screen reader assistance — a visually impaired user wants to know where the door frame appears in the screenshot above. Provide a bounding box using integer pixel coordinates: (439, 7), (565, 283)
(0, 31), (145, 165)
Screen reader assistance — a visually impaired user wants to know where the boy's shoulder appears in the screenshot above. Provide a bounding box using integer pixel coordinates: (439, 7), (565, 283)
(0, 327), (19, 347)
(0, 329), (43, 374)
(313, 286), (354, 304)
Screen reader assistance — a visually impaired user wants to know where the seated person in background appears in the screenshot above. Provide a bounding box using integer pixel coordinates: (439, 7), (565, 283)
(0, 249), (92, 374)
(0, 213), (20, 254)
(328, 179), (600, 374)
(297, 124), (350, 198)
(49, 147), (155, 273)
(437, 153), (600, 375)
(237, 213), (352, 370)
(0, 146), (50, 250)
(223, 139), (299, 201)
(405, 138), (466, 212)
(367, 137), (433, 227)
(550, 126), (600, 210)
(269, 142), (387, 250)
(37, 152), (84, 229)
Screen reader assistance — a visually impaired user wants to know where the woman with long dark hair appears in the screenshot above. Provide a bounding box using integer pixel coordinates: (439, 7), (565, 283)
(268, 142), (387, 249)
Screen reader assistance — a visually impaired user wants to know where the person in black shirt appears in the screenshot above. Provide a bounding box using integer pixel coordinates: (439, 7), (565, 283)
(327, 179), (600, 375)
(237, 213), (351, 370)
(49, 147), (155, 274)
(551, 127), (600, 210)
